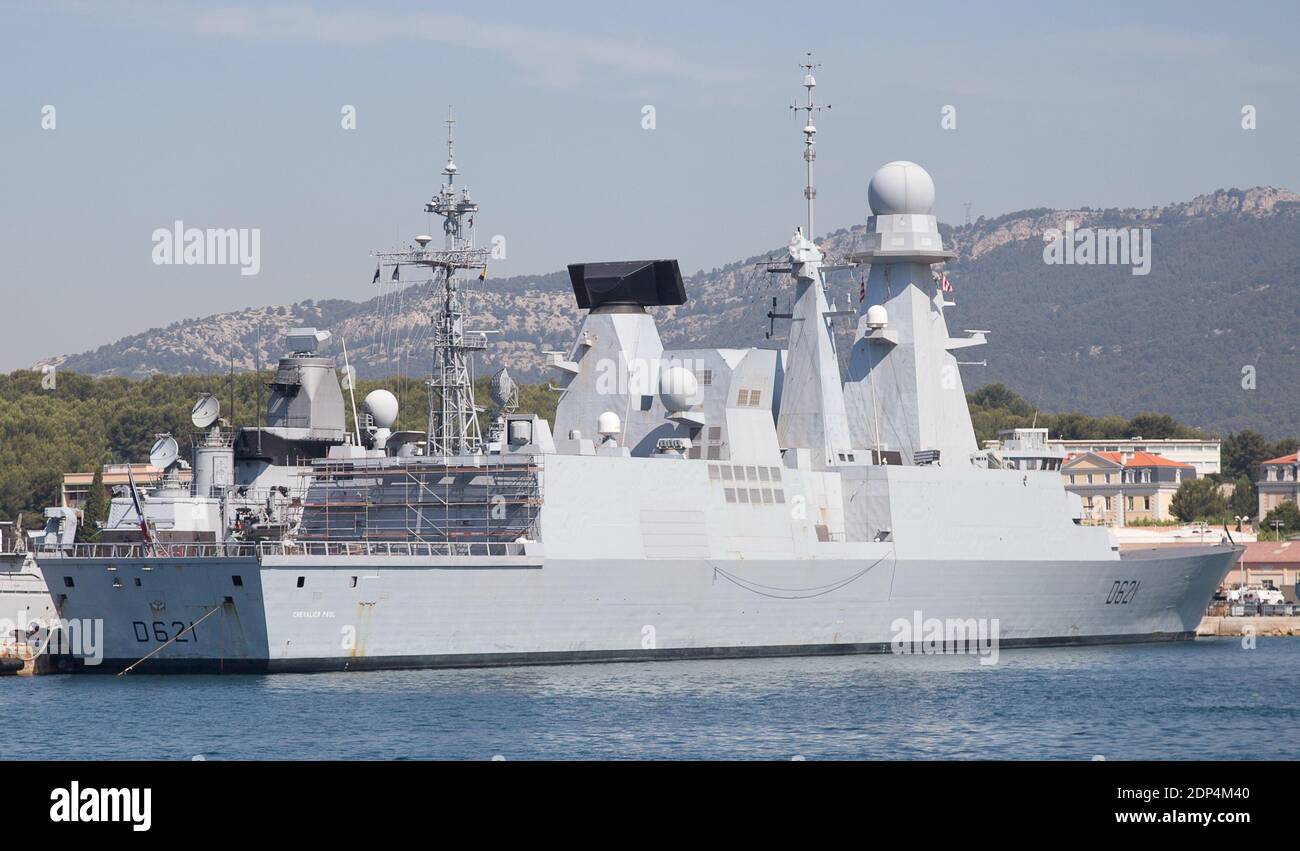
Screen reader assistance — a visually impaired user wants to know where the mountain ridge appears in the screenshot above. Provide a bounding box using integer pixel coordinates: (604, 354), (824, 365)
(31, 185), (1300, 439)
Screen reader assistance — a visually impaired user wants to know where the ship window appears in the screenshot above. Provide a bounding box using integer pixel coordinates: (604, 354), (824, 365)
(762, 489), (774, 504)
(232, 575), (243, 587)
(697, 369), (713, 386)
(775, 490), (785, 503)
(688, 445), (701, 459)
(709, 427), (722, 442)
(724, 488), (736, 503)
(639, 395), (653, 411)
(737, 389), (750, 406)
(758, 467), (770, 482)
(746, 466), (758, 480)
(749, 488), (762, 503)
(769, 467), (781, 479)
(738, 489), (749, 503)
(63, 576), (74, 588)
(734, 466), (747, 481)
(350, 576), (358, 588)
(721, 466), (733, 481)
(708, 465), (721, 481)
(707, 446), (721, 460)
(296, 576), (305, 588)
(749, 390), (762, 407)
(134, 577), (142, 587)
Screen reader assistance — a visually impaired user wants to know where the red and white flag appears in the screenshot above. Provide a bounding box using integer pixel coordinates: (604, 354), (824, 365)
(939, 271), (953, 293)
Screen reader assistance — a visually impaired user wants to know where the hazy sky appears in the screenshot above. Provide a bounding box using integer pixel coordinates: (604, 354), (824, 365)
(1, 0), (1297, 371)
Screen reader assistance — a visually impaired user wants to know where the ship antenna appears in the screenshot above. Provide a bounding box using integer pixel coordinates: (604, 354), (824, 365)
(792, 53), (828, 243)
(374, 106), (491, 457)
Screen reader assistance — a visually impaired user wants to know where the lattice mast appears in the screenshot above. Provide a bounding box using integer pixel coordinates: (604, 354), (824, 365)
(376, 107), (491, 457)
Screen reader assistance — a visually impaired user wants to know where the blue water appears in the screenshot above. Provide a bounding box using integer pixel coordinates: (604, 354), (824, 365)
(2, 638), (1296, 760)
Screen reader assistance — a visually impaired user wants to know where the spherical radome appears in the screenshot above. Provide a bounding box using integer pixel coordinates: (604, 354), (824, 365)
(867, 161), (936, 215)
(659, 366), (699, 412)
(363, 389), (399, 429)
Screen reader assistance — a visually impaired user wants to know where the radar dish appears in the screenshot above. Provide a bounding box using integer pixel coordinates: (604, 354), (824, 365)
(191, 393), (221, 428)
(149, 435), (180, 470)
(489, 368), (518, 410)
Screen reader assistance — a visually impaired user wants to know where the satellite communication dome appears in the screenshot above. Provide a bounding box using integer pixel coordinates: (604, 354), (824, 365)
(415, 235), (433, 248)
(866, 304), (889, 330)
(867, 161), (936, 215)
(149, 435), (180, 470)
(597, 411), (622, 438)
(658, 366), (699, 412)
(191, 393), (221, 428)
(363, 389), (399, 429)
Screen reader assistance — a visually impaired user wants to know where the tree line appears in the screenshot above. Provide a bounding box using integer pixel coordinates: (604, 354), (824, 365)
(1, 373), (1294, 536)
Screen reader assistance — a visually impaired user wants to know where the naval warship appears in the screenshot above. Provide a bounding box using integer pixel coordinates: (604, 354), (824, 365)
(31, 68), (1239, 673)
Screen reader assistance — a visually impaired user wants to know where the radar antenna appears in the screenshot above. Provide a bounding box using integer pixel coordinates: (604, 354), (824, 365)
(375, 107), (491, 457)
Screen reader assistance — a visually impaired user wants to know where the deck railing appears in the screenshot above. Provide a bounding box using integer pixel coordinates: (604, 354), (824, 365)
(39, 540), (530, 560)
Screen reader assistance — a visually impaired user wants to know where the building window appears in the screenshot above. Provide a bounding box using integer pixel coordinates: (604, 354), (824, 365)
(296, 576), (305, 588)
(232, 575), (243, 587)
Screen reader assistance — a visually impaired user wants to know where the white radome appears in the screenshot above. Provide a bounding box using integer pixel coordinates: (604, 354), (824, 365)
(363, 389), (399, 429)
(597, 411), (622, 438)
(866, 304), (889, 329)
(867, 160), (936, 215)
(659, 365), (699, 411)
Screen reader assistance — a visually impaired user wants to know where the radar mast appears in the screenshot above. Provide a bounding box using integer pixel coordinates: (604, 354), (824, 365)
(376, 107), (492, 457)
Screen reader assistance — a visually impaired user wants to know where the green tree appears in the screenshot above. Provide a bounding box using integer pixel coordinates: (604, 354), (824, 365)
(1126, 413), (1193, 440)
(1260, 500), (1300, 541)
(77, 464), (107, 542)
(1228, 475), (1257, 521)
(1222, 430), (1271, 481)
(1169, 478), (1229, 523)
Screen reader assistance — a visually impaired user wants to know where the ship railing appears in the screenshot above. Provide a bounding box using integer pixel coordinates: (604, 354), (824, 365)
(43, 540), (529, 559)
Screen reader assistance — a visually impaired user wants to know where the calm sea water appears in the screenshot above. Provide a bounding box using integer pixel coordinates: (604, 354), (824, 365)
(2, 637), (1296, 760)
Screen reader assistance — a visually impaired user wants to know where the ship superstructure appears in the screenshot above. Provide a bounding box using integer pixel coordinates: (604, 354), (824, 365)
(32, 74), (1239, 674)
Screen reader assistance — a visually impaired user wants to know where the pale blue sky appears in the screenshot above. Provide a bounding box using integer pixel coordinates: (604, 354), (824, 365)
(1, 0), (1297, 370)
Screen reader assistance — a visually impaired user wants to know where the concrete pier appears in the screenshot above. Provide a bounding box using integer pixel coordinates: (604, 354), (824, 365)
(1197, 616), (1300, 637)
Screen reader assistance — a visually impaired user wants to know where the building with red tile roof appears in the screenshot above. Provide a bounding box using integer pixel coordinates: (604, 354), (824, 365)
(1061, 450), (1196, 526)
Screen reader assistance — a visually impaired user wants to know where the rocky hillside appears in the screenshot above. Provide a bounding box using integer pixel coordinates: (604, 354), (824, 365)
(34, 187), (1300, 438)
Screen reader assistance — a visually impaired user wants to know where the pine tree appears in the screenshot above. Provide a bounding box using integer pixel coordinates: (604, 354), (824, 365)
(78, 464), (108, 542)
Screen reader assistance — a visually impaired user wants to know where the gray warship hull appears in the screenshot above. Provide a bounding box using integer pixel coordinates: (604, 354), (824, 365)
(40, 542), (1234, 674)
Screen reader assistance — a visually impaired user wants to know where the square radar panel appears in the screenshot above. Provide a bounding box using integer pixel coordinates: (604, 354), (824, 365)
(567, 260), (687, 310)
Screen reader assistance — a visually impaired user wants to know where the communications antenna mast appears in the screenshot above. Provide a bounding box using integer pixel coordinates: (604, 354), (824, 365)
(376, 107), (491, 457)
